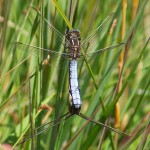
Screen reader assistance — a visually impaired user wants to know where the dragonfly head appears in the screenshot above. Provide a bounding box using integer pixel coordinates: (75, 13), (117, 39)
(66, 29), (81, 41)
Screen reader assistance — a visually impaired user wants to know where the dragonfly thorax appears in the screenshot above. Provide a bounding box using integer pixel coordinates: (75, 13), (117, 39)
(66, 29), (81, 59)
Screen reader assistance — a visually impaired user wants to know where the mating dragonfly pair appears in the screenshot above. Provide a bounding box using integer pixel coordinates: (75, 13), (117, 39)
(15, 8), (129, 144)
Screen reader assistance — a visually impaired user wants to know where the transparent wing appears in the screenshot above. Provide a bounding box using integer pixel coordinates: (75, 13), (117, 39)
(81, 13), (118, 54)
(14, 7), (72, 68)
(18, 112), (71, 145)
(77, 12), (124, 69)
(77, 42), (125, 76)
(14, 42), (70, 68)
(14, 42), (69, 58)
(83, 43), (125, 58)
(31, 7), (70, 47)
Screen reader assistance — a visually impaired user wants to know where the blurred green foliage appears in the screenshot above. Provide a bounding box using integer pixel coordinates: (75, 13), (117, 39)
(0, 0), (149, 150)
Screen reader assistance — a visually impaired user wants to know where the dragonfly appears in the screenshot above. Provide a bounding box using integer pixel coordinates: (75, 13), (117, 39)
(15, 7), (129, 144)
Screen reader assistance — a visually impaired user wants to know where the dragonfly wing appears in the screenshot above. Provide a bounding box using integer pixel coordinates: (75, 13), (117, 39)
(14, 42), (70, 67)
(18, 112), (71, 145)
(76, 43), (125, 75)
(83, 43), (125, 58)
(14, 42), (69, 57)
(31, 7), (70, 47)
(81, 13), (118, 54)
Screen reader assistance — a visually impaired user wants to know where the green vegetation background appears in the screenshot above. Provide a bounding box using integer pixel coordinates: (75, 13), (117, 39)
(0, 0), (149, 150)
